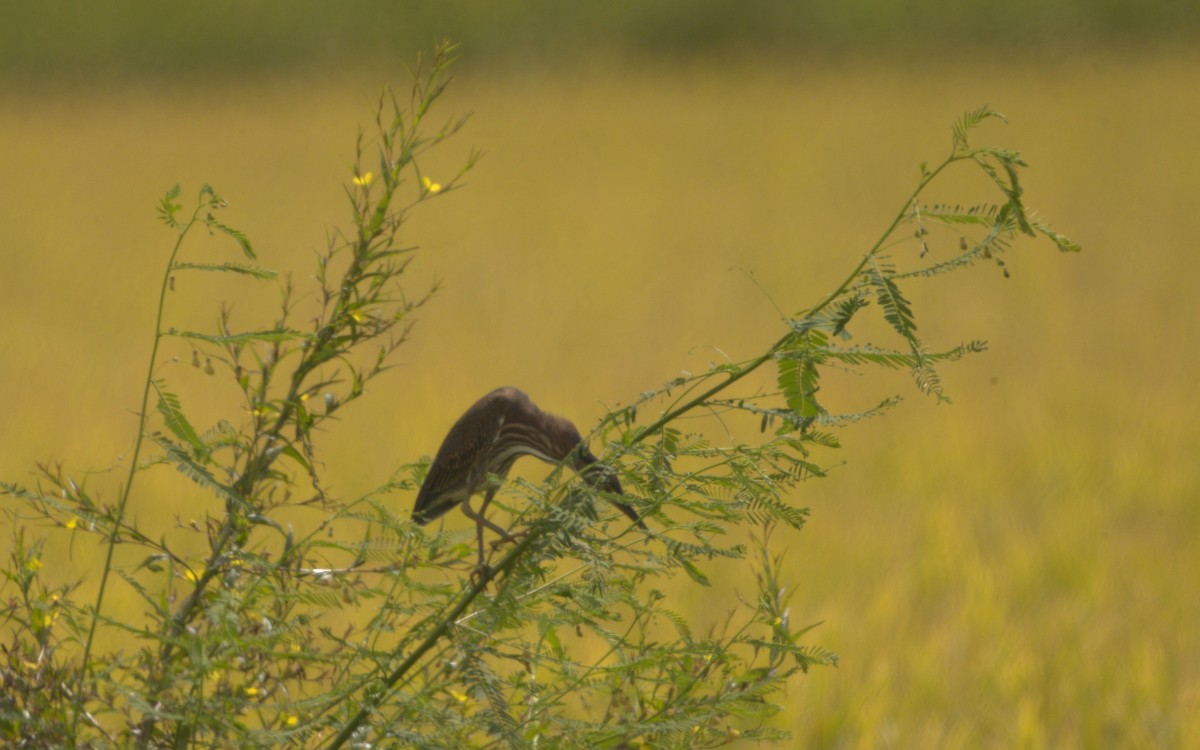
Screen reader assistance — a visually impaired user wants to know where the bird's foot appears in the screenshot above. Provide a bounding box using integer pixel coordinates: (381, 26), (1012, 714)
(470, 561), (494, 588)
(489, 529), (528, 551)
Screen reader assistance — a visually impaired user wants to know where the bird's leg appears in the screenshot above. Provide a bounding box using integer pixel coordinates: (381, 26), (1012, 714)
(461, 487), (515, 537)
(489, 529), (528, 551)
(461, 496), (489, 573)
(461, 487), (520, 576)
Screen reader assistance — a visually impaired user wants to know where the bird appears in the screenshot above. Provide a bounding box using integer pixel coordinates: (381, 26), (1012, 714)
(413, 386), (646, 568)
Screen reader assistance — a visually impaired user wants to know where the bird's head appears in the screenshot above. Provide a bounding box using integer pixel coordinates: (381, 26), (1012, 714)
(541, 414), (584, 460)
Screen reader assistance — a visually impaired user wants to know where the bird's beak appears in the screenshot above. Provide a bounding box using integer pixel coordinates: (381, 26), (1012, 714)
(603, 471), (623, 495)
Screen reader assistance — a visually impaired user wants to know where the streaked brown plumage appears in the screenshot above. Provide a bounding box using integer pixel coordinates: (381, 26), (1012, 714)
(414, 387), (646, 566)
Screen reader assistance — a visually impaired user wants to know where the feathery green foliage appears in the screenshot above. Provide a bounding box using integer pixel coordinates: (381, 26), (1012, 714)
(0, 45), (1075, 748)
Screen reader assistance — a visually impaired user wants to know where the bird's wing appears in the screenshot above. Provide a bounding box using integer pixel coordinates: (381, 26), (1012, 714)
(412, 394), (509, 524)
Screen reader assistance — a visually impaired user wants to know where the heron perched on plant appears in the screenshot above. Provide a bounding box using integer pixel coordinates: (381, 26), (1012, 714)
(413, 387), (646, 567)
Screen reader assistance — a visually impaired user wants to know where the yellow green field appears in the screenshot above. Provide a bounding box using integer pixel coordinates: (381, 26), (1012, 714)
(2, 49), (1198, 746)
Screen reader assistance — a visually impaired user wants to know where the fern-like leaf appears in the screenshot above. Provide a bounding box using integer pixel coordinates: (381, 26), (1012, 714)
(741, 491), (809, 530)
(826, 340), (987, 369)
(868, 270), (918, 341)
(1033, 220), (1082, 253)
(147, 432), (244, 508)
(198, 419), (240, 451)
(775, 355), (821, 418)
(952, 105), (1006, 153)
(173, 328), (310, 346)
(155, 386), (207, 462)
(817, 396), (904, 427)
(677, 557), (711, 586)
(205, 216), (256, 259)
(913, 202), (1002, 227)
(910, 342), (945, 400)
(156, 184), (183, 229)
(829, 293), (868, 339)
(172, 261), (278, 279)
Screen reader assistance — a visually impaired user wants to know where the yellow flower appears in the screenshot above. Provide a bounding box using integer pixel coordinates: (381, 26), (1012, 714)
(350, 309), (366, 323)
(448, 689), (469, 704)
(35, 609), (59, 629)
(352, 171), (374, 187)
(183, 568), (199, 582)
(65, 516), (79, 530)
(245, 685), (260, 697)
(422, 175), (442, 194)
(27, 558), (41, 572)
(285, 715), (299, 727)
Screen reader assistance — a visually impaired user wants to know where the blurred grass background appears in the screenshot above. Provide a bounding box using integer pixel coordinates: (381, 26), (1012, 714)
(2, 3), (1198, 747)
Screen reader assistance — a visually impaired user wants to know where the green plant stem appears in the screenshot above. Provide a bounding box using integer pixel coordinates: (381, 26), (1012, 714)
(158, 206), (385, 652)
(146, 158), (431, 747)
(147, 59), (456, 748)
(71, 207), (201, 746)
(323, 528), (545, 750)
(627, 153), (957, 446)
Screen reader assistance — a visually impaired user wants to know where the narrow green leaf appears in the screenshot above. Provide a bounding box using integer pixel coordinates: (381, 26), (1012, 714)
(1000, 159), (1035, 235)
(115, 568), (168, 615)
(280, 443), (313, 475)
